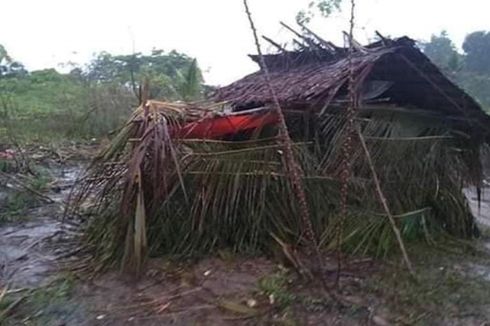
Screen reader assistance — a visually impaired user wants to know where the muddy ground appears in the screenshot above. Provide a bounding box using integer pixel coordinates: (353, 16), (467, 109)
(2, 155), (490, 325)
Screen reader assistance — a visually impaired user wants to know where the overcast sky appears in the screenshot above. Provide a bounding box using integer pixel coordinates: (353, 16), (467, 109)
(0, 0), (489, 86)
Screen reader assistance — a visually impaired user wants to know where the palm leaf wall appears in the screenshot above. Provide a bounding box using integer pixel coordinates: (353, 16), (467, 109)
(67, 100), (482, 272)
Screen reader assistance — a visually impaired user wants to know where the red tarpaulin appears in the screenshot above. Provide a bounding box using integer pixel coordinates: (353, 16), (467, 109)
(178, 111), (278, 139)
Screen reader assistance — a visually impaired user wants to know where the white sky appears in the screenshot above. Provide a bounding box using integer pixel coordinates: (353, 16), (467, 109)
(0, 0), (489, 86)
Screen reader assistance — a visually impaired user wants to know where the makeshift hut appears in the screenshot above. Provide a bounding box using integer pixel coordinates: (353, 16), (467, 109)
(69, 30), (490, 272)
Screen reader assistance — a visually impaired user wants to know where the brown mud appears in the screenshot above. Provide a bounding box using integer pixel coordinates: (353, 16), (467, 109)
(1, 156), (490, 325)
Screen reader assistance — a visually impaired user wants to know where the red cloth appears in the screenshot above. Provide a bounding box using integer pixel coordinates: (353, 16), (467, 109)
(179, 112), (278, 139)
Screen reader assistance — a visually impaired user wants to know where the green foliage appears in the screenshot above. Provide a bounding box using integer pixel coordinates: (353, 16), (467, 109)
(0, 167), (52, 223)
(177, 59), (204, 101)
(86, 49), (203, 100)
(420, 31), (462, 72)
(463, 31), (490, 74)
(0, 159), (15, 173)
(0, 190), (38, 224)
(0, 45), (27, 78)
(0, 44), (205, 143)
(296, 0), (342, 25)
(1, 276), (79, 325)
(362, 243), (490, 324)
(258, 271), (295, 308)
(421, 30), (490, 110)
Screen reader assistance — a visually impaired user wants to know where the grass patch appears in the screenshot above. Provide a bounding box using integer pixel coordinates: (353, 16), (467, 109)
(0, 275), (84, 325)
(252, 238), (490, 325)
(0, 159), (16, 173)
(0, 192), (37, 223)
(258, 270), (296, 308)
(0, 169), (53, 224)
(359, 242), (490, 324)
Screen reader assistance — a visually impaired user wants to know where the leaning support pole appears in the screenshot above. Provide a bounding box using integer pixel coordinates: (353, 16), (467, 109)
(336, 0), (358, 287)
(243, 0), (333, 291)
(357, 128), (415, 275)
(336, 0), (414, 282)
(243, 0), (316, 249)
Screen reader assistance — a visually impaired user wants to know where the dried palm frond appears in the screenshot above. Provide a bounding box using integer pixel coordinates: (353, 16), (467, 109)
(68, 100), (227, 272)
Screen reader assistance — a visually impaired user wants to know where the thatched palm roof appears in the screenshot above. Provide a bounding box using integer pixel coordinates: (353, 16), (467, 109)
(214, 35), (490, 136)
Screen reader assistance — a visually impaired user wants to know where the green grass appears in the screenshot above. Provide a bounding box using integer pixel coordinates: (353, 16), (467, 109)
(0, 72), (135, 144)
(348, 240), (490, 324)
(0, 160), (16, 173)
(0, 168), (53, 224)
(251, 237), (490, 325)
(0, 275), (83, 325)
(257, 270), (296, 308)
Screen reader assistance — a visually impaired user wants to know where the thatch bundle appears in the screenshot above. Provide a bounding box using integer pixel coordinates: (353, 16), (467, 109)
(67, 98), (483, 272)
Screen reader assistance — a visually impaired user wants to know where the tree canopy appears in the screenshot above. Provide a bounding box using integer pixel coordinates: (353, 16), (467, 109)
(420, 31), (461, 72)
(0, 45), (27, 78)
(463, 31), (490, 74)
(421, 30), (490, 111)
(296, 0), (342, 24)
(83, 49), (203, 100)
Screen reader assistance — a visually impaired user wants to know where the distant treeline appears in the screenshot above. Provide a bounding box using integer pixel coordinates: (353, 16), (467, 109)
(1, 29), (489, 143)
(420, 30), (490, 111)
(0, 46), (206, 142)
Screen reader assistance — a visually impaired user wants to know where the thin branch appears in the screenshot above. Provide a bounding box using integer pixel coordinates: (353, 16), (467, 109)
(280, 21), (323, 51)
(297, 22), (339, 54)
(262, 36), (287, 53)
(342, 31), (367, 53)
(375, 31), (389, 45)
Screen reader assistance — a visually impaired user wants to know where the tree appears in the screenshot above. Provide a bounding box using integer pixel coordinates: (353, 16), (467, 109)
(176, 59), (203, 101)
(0, 45), (27, 78)
(296, 0), (342, 25)
(420, 31), (461, 72)
(457, 31), (490, 110)
(85, 49), (204, 101)
(462, 31), (490, 74)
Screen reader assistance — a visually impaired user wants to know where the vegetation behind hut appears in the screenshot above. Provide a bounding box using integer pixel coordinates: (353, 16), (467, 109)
(0, 47), (206, 144)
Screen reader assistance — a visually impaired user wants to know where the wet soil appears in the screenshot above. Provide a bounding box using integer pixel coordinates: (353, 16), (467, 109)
(77, 258), (278, 325)
(2, 160), (490, 325)
(0, 166), (80, 289)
